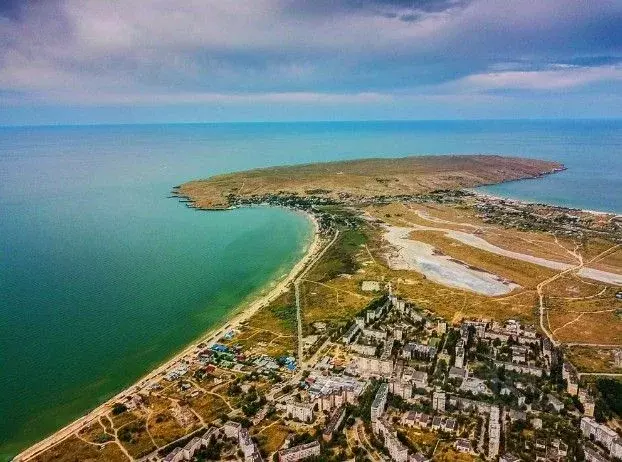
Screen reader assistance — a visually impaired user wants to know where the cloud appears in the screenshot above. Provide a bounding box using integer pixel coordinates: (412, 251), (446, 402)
(0, 0), (622, 117)
(457, 65), (622, 91)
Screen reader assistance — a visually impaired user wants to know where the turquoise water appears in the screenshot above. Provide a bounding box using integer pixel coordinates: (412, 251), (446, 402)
(1, 120), (621, 459)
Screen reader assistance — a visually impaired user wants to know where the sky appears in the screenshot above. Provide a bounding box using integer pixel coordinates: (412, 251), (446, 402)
(1, 0), (622, 125)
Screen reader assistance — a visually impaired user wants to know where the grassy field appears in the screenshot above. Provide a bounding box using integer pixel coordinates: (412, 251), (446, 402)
(548, 292), (622, 344)
(31, 436), (128, 462)
(145, 396), (190, 447)
(117, 418), (156, 459)
(565, 346), (622, 373)
(221, 288), (298, 358)
(433, 443), (482, 461)
(189, 392), (230, 423)
(253, 420), (291, 455)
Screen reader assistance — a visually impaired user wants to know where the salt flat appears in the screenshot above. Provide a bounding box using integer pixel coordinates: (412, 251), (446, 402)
(383, 226), (520, 296)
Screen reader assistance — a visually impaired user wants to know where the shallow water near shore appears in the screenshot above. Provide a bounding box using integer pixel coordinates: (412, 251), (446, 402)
(1, 120), (621, 459)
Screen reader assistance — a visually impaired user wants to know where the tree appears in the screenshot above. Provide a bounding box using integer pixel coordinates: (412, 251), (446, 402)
(112, 403), (128, 415)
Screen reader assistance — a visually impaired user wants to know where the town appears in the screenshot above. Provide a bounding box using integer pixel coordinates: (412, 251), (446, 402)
(101, 287), (620, 462)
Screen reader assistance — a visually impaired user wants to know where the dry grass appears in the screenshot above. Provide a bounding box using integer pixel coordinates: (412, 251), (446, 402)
(548, 292), (622, 344)
(545, 274), (609, 299)
(222, 289), (298, 357)
(117, 418), (156, 459)
(550, 310), (622, 344)
(31, 436), (127, 462)
(587, 245), (622, 275)
(77, 421), (113, 445)
(145, 396), (190, 447)
(370, 202), (583, 266)
(301, 279), (373, 326)
(109, 410), (139, 429)
(433, 442), (481, 462)
(254, 421), (290, 455)
(565, 346), (622, 373)
(188, 392), (229, 423)
(406, 229), (557, 289)
(400, 426), (438, 450)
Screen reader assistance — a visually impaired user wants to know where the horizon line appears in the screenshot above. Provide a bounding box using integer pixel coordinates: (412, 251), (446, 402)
(2, 116), (622, 129)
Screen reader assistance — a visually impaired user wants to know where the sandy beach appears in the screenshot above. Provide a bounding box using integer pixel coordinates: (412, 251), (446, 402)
(14, 211), (322, 462)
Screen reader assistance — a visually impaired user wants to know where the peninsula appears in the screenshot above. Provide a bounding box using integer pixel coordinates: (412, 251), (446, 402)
(177, 155), (564, 209)
(16, 154), (622, 462)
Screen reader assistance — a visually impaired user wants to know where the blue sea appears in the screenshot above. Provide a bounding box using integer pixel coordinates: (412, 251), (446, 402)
(1, 120), (621, 459)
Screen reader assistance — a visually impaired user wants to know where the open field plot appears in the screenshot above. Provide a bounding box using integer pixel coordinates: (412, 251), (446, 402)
(220, 289), (298, 358)
(548, 293), (622, 345)
(370, 201), (581, 265)
(117, 417), (156, 459)
(565, 346), (622, 373)
(367, 202), (478, 233)
(399, 426), (438, 453)
(188, 390), (230, 423)
(301, 277), (374, 326)
(405, 202), (486, 229)
(31, 435), (128, 462)
(301, 226), (377, 325)
(550, 310), (622, 345)
(77, 420), (114, 445)
(589, 245), (622, 274)
(405, 229), (557, 289)
(144, 396), (190, 447)
(299, 218), (542, 327)
(109, 410), (141, 429)
(545, 274), (611, 299)
(433, 442), (481, 461)
(253, 420), (290, 455)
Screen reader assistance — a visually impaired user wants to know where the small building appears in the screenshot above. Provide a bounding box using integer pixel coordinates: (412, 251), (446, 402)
(454, 340), (466, 368)
(341, 323), (360, 345)
(499, 454), (521, 462)
(547, 394), (564, 412)
(584, 447), (609, 462)
(459, 377), (492, 396)
(448, 366), (467, 380)
(455, 438), (473, 453)
(409, 453), (430, 462)
(224, 420), (242, 440)
(163, 447), (184, 462)
(182, 437), (202, 460)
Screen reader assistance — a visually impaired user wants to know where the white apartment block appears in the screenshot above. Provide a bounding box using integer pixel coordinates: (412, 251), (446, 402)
(371, 383), (389, 422)
(488, 406), (501, 459)
(432, 391), (446, 412)
(286, 402), (314, 423)
(278, 441), (321, 462)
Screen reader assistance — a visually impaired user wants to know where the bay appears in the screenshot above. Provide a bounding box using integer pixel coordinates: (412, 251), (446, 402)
(1, 119), (620, 459)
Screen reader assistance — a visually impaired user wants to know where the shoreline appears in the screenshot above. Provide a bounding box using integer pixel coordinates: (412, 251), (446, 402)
(13, 179), (618, 460)
(13, 209), (322, 462)
(470, 189), (622, 217)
